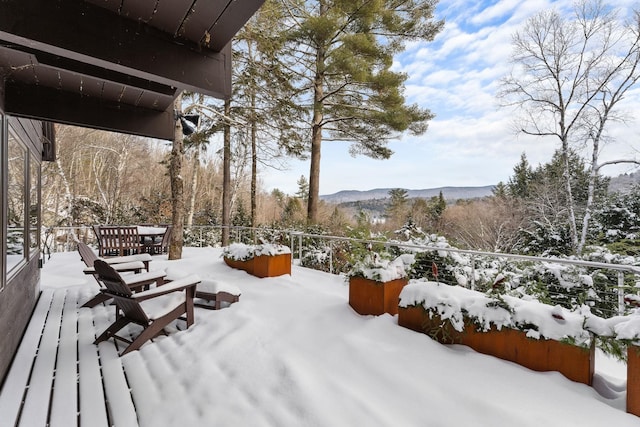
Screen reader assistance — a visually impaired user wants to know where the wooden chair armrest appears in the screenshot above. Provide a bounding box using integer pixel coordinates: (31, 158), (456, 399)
(103, 253), (153, 264)
(121, 270), (166, 286)
(84, 260), (145, 274)
(132, 275), (200, 301)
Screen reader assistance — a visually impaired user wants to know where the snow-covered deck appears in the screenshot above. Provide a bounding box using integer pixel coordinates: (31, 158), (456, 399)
(0, 286), (142, 426)
(0, 248), (638, 426)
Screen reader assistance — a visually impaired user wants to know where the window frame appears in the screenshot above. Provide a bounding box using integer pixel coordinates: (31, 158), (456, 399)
(5, 125), (28, 279)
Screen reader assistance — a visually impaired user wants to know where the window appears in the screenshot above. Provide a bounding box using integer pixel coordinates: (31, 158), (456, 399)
(6, 129), (26, 274)
(29, 153), (40, 255)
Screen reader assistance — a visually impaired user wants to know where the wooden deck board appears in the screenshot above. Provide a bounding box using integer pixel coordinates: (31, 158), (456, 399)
(19, 289), (65, 426)
(78, 305), (109, 427)
(0, 287), (139, 427)
(49, 290), (80, 427)
(0, 289), (54, 424)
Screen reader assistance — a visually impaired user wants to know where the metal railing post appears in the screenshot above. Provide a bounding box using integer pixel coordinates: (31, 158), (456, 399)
(618, 271), (625, 315)
(298, 233), (303, 262)
(329, 241), (334, 274)
(470, 255), (476, 290)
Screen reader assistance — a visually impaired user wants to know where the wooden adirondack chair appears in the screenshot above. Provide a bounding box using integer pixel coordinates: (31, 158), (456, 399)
(93, 260), (200, 355)
(78, 241), (159, 308)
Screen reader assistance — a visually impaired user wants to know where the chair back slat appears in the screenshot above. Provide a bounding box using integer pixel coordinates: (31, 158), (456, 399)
(94, 259), (150, 324)
(77, 241), (98, 268)
(98, 226), (121, 256)
(94, 260), (132, 296)
(119, 226), (141, 255)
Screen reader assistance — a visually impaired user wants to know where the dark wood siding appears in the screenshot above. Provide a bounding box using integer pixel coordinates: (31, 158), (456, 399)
(0, 258), (39, 384)
(0, 115), (42, 386)
(0, 78), (4, 111)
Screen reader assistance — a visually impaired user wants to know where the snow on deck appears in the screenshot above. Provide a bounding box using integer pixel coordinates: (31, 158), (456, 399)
(0, 286), (140, 426)
(0, 248), (638, 426)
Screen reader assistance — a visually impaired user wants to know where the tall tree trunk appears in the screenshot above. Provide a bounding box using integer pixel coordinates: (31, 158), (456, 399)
(307, 39), (325, 224)
(250, 96), (257, 228)
(561, 139), (579, 253)
(222, 98), (232, 246)
(186, 93), (204, 228)
(169, 94), (185, 259)
(186, 144), (200, 227)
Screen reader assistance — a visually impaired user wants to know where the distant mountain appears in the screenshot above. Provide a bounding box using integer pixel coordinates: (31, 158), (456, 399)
(320, 186), (495, 204)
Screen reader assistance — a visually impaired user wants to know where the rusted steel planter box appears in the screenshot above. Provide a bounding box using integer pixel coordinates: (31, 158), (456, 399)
(224, 254), (291, 278)
(349, 277), (408, 316)
(398, 305), (595, 385)
(252, 253), (291, 278)
(223, 257), (254, 275)
(628, 345), (640, 416)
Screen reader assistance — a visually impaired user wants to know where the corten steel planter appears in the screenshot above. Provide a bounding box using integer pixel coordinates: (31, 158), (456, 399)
(349, 277), (409, 316)
(223, 257), (254, 275)
(252, 253), (292, 278)
(224, 254), (291, 278)
(628, 345), (640, 417)
(398, 305), (595, 385)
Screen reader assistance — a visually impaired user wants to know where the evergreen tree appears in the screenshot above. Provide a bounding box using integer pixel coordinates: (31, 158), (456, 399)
(232, 200), (251, 227)
(233, 1), (306, 227)
(386, 188), (409, 228)
(296, 175), (309, 202)
(507, 153), (533, 199)
(429, 191), (446, 220)
(492, 182), (509, 199)
(280, 0), (443, 222)
(512, 149), (608, 255)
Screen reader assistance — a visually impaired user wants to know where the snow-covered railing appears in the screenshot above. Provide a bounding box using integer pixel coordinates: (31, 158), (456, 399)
(42, 225), (640, 317)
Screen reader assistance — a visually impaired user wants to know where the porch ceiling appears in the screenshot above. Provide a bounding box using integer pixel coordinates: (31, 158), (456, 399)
(0, 0), (264, 139)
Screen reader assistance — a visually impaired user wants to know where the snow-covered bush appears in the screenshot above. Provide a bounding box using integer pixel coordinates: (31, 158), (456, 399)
(222, 242), (291, 261)
(400, 280), (595, 347)
(347, 253), (414, 282)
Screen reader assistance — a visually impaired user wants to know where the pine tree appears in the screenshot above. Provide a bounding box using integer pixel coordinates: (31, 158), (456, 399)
(279, 0), (443, 222)
(233, 1), (306, 227)
(507, 153), (533, 199)
(296, 175), (309, 202)
(386, 188), (409, 228)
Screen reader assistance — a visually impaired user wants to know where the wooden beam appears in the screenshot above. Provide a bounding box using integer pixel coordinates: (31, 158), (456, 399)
(0, 0), (230, 98)
(5, 82), (175, 140)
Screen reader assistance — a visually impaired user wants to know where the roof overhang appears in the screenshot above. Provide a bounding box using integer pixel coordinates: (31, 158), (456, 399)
(0, 0), (264, 140)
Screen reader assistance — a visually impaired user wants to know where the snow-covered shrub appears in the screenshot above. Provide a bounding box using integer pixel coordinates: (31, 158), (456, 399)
(222, 242), (290, 261)
(347, 253), (414, 282)
(400, 280), (594, 347)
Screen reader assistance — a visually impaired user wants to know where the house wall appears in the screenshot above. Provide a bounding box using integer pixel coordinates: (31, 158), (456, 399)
(0, 78), (43, 385)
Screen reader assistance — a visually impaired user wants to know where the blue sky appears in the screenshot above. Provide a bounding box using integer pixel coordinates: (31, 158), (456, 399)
(261, 0), (640, 195)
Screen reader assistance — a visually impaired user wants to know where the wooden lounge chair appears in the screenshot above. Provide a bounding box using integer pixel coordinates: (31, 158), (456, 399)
(78, 242), (160, 308)
(93, 260), (200, 355)
(196, 279), (241, 310)
(165, 268), (240, 310)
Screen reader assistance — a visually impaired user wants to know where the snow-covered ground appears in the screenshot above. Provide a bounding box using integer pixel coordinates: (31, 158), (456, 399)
(41, 247), (637, 426)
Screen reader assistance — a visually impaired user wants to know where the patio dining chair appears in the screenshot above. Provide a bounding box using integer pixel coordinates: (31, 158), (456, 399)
(93, 260), (200, 355)
(77, 241), (160, 308)
(142, 225), (173, 254)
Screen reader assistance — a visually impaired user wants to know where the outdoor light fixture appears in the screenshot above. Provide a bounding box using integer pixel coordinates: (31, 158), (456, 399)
(177, 113), (200, 136)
